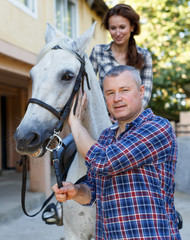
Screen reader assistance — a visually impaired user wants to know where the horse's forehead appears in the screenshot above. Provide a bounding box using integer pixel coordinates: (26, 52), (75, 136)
(37, 49), (80, 71)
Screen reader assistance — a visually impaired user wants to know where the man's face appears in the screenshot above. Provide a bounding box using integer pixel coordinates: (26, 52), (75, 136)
(103, 71), (145, 123)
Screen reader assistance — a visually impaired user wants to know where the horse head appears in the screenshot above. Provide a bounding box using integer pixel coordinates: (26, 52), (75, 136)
(14, 23), (96, 157)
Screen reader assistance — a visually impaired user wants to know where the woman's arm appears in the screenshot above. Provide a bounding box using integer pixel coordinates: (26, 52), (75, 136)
(140, 50), (153, 108)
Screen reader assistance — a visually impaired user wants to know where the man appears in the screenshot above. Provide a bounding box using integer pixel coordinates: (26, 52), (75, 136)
(53, 65), (181, 239)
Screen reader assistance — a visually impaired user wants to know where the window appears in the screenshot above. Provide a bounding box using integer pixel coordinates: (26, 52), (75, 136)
(55, 0), (77, 38)
(8, 0), (37, 18)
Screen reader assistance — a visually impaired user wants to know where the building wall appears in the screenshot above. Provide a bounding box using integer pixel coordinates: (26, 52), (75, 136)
(174, 111), (190, 194)
(176, 112), (190, 137)
(1, 0), (47, 55)
(0, 0), (107, 56)
(78, 1), (108, 54)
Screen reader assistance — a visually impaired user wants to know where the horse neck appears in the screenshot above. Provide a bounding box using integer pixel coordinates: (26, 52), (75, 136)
(83, 58), (111, 140)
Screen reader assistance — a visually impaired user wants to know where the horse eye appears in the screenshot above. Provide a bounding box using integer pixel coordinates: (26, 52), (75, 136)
(61, 71), (74, 81)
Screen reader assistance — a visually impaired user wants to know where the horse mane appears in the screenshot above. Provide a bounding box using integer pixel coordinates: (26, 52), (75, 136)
(37, 36), (73, 63)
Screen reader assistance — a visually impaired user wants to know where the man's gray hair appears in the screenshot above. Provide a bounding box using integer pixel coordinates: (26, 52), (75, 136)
(104, 65), (142, 88)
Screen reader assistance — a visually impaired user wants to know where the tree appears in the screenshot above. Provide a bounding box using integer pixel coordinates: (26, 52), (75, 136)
(105, 0), (190, 121)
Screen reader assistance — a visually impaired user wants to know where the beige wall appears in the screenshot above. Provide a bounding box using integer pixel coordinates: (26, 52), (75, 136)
(78, 1), (108, 54)
(1, 0), (47, 55)
(0, 0), (107, 58)
(176, 112), (190, 137)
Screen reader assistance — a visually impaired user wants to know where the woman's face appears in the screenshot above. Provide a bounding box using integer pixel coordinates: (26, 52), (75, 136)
(108, 15), (134, 45)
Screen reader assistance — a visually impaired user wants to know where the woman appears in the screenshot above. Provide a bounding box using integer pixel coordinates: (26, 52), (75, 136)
(90, 4), (153, 108)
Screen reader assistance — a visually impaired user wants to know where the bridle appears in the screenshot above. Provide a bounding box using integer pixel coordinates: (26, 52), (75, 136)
(19, 45), (91, 218)
(28, 45), (90, 151)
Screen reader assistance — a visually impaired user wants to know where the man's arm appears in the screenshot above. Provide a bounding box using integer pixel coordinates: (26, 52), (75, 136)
(68, 91), (97, 158)
(85, 118), (174, 176)
(52, 92), (97, 205)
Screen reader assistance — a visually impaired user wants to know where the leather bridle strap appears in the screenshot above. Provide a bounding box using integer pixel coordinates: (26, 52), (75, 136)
(28, 49), (89, 133)
(20, 155), (55, 217)
(28, 98), (62, 121)
(55, 61), (86, 132)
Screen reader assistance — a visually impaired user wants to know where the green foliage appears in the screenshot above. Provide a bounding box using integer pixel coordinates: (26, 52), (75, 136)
(149, 61), (190, 121)
(105, 0), (190, 121)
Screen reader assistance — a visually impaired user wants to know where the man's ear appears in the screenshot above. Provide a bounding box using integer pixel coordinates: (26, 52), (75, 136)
(140, 85), (145, 99)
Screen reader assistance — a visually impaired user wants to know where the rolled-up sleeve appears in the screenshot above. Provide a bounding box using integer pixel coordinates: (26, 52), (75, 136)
(81, 168), (96, 206)
(85, 119), (173, 177)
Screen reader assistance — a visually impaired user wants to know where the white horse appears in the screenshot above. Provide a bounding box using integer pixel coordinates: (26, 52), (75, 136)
(14, 23), (111, 240)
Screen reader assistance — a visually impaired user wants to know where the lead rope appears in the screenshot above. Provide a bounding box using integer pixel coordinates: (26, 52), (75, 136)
(20, 155), (55, 217)
(19, 133), (64, 219)
(19, 151), (64, 225)
(51, 149), (63, 225)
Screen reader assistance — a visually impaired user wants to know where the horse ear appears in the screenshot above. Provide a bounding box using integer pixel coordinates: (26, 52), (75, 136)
(72, 22), (96, 56)
(45, 23), (57, 43)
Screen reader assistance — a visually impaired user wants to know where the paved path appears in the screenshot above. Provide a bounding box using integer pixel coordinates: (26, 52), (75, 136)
(0, 171), (190, 240)
(0, 207), (65, 240)
(0, 171), (64, 240)
(0, 191), (189, 240)
(174, 191), (190, 240)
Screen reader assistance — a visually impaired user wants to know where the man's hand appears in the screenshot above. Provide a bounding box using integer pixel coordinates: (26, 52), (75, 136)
(68, 90), (87, 127)
(52, 182), (92, 205)
(52, 182), (78, 202)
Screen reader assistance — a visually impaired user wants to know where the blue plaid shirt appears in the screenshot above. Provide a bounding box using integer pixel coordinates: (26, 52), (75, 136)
(89, 42), (153, 108)
(84, 109), (181, 240)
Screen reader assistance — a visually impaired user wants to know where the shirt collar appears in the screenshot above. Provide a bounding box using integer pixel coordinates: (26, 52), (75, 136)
(110, 108), (154, 132)
(132, 108), (153, 126)
(104, 41), (114, 52)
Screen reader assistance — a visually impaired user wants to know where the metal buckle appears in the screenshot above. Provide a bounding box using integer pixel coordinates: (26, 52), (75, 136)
(46, 132), (62, 152)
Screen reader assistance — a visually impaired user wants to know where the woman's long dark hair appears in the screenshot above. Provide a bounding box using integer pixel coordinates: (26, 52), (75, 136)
(102, 4), (144, 69)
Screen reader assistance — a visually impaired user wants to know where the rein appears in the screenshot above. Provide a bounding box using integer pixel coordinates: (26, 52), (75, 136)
(20, 45), (90, 218)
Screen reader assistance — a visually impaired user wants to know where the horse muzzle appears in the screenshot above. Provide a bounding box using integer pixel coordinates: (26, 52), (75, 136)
(14, 129), (50, 157)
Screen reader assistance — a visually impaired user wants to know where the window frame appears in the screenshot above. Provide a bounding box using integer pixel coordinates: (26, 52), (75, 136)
(8, 0), (38, 19)
(54, 0), (78, 39)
